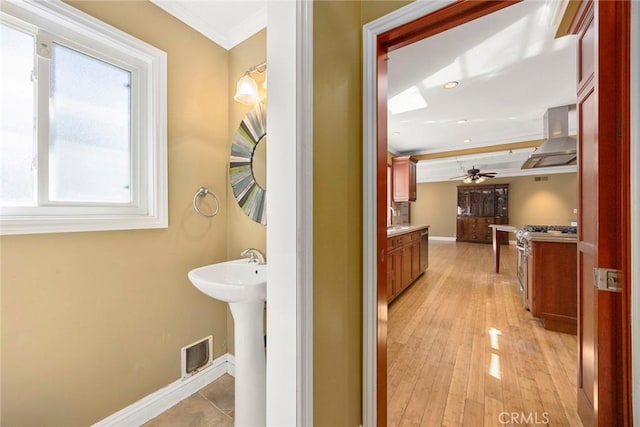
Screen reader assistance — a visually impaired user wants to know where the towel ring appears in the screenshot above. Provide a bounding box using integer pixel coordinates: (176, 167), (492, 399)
(193, 186), (219, 218)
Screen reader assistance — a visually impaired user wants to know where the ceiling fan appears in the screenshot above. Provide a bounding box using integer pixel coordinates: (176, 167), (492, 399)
(451, 166), (497, 184)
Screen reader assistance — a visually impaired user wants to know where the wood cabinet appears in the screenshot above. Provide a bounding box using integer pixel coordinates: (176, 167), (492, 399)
(392, 156), (417, 202)
(456, 184), (509, 243)
(387, 229), (425, 302)
(526, 239), (577, 334)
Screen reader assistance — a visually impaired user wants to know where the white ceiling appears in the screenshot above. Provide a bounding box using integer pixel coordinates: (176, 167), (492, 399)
(387, 0), (578, 182)
(152, 0), (578, 183)
(150, 0), (266, 50)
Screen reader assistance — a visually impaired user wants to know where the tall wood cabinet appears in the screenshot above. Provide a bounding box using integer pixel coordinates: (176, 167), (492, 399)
(456, 184), (509, 243)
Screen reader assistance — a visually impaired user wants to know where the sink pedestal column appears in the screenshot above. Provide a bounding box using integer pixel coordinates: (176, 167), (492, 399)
(229, 301), (265, 426)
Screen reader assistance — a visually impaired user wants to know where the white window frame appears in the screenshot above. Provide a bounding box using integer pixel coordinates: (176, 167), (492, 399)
(0, 0), (167, 235)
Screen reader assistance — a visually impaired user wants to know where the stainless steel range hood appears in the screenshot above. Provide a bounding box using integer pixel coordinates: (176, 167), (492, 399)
(521, 105), (577, 169)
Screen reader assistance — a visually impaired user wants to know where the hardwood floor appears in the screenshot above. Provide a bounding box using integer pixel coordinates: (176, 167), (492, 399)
(387, 241), (582, 427)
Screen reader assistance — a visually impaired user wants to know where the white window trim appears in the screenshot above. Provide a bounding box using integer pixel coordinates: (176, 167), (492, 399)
(0, 0), (167, 235)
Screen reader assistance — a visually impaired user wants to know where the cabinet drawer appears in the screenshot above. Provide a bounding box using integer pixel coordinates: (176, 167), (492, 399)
(387, 235), (405, 249)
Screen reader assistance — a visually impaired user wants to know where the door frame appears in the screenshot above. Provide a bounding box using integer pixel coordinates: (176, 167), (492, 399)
(361, 1), (638, 425)
(265, 1), (313, 425)
(630, 3), (639, 425)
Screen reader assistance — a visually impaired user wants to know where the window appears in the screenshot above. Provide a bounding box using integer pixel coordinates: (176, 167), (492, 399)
(0, 0), (167, 235)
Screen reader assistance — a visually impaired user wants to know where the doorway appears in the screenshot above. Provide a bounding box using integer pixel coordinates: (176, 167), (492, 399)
(362, 1), (634, 426)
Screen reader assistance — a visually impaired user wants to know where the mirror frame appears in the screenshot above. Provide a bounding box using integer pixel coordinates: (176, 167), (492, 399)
(229, 102), (267, 225)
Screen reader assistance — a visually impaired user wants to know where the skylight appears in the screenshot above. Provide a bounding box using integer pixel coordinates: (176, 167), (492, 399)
(388, 86), (427, 114)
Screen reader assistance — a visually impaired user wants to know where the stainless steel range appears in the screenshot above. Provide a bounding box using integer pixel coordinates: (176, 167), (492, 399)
(515, 224), (577, 309)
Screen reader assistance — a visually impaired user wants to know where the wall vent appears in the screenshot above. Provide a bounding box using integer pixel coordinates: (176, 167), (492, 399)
(181, 335), (213, 379)
(534, 176), (549, 182)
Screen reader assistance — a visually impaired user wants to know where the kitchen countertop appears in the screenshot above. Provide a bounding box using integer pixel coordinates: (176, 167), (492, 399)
(386, 224), (430, 237)
(488, 224), (517, 233)
(524, 232), (577, 243)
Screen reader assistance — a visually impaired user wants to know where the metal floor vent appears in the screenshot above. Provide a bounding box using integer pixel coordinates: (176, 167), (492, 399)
(181, 336), (213, 379)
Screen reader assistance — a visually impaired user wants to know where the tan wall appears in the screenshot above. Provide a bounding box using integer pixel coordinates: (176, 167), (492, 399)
(0, 2), (231, 425)
(411, 179), (460, 236)
(225, 29), (267, 356)
(312, 1), (410, 426)
(227, 29), (267, 260)
(411, 173), (578, 237)
(313, 2), (362, 426)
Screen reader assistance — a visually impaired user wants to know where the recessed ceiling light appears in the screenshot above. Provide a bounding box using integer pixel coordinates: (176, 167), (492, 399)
(423, 120), (436, 124)
(392, 131), (401, 135)
(463, 139), (472, 143)
(444, 81), (459, 89)
(457, 119), (468, 124)
(399, 120), (411, 123)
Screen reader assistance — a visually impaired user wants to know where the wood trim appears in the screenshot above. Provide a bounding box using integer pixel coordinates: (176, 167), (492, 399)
(595, 2), (630, 422)
(412, 139), (544, 161)
(376, 40), (389, 427)
(614, 0), (632, 423)
(377, 0), (520, 52)
(555, 0), (582, 38)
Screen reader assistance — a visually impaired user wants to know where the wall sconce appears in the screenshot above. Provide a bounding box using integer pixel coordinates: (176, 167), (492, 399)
(234, 61), (267, 105)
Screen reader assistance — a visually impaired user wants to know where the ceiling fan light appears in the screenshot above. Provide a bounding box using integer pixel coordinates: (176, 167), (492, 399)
(476, 176), (486, 183)
(234, 74), (260, 105)
(463, 176), (473, 184)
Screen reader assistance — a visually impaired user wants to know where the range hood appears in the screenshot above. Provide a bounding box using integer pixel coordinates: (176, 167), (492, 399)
(521, 105), (577, 169)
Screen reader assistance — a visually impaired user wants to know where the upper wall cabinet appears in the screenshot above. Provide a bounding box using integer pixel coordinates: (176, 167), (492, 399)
(392, 156), (418, 202)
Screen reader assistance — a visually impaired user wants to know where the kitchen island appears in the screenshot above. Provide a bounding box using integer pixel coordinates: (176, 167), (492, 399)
(524, 231), (577, 334)
(386, 225), (429, 302)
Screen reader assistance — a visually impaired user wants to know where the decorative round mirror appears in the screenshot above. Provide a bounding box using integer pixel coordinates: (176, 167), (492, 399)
(230, 102), (267, 225)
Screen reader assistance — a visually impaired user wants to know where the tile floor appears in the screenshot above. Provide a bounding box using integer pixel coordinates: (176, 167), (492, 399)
(144, 374), (234, 426)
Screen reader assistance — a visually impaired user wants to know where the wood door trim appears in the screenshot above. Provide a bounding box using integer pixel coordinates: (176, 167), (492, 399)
(615, 0), (632, 423)
(375, 41), (389, 427)
(377, 0), (519, 53)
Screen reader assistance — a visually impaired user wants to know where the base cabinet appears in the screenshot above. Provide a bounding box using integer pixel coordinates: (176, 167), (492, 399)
(527, 239), (577, 334)
(387, 229), (426, 302)
(457, 216), (508, 243)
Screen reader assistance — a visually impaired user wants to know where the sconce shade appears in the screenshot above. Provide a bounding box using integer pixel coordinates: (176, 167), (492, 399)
(234, 74), (260, 105)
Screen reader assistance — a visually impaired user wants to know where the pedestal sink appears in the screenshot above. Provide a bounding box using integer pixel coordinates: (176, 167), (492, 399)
(188, 259), (266, 426)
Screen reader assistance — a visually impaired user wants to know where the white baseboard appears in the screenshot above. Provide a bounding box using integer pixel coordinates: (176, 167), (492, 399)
(429, 236), (456, 241)
(93, 353), (236, 427)
(429, 236), (518, 245)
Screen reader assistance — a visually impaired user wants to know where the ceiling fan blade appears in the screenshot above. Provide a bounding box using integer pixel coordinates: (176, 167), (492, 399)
(449, 175), (468, 180)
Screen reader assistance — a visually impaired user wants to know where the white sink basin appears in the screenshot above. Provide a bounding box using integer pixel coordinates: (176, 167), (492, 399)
(187, 258), (267, 426)
(188, 259), (266, 303)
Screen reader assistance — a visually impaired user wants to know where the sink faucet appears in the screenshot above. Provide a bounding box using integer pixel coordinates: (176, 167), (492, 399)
(241, 248), (266, 265)
(388, 206), (397, 226)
